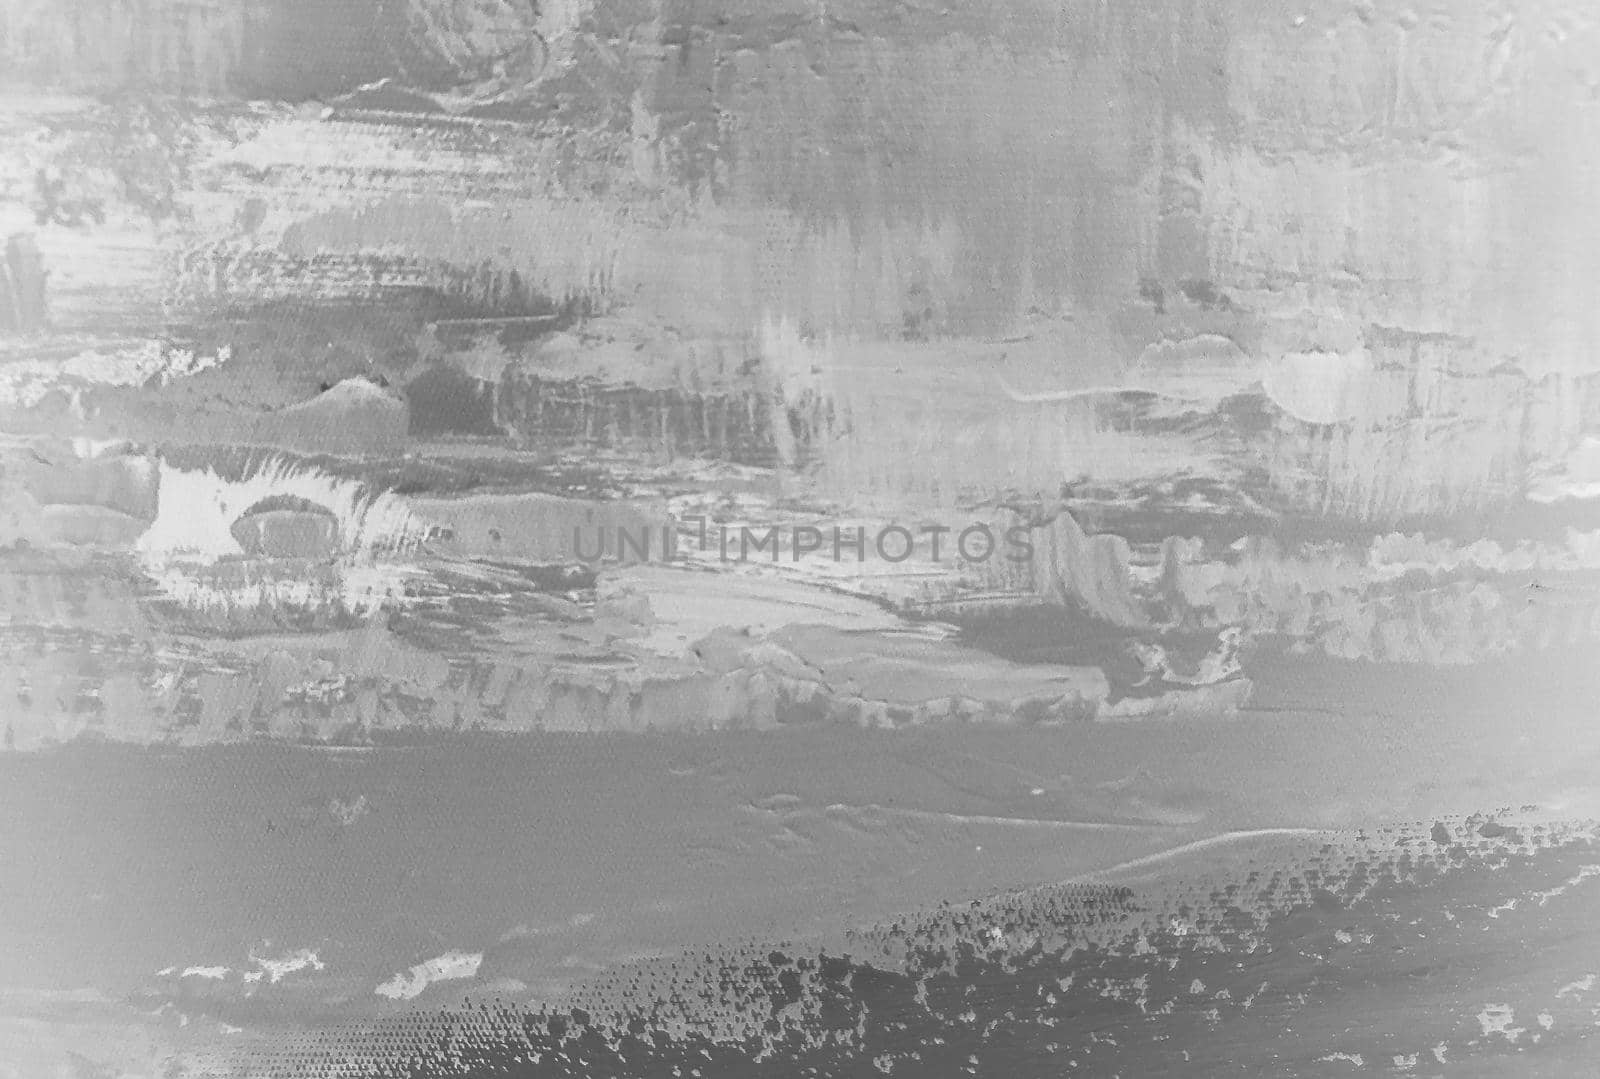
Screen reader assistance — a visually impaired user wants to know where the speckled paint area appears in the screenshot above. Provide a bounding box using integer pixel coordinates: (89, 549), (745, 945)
(2, 1), (1600, 1075)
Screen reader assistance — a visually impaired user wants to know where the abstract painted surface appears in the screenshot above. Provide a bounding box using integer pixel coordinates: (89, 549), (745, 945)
(2, 1), (1599, 1075)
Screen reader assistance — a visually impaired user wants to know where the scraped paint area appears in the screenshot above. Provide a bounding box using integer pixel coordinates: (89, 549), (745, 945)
(5, 0), (1600, 1075)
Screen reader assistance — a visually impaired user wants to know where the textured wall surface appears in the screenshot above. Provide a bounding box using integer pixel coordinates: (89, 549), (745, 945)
(5, 8), (1600, 1075)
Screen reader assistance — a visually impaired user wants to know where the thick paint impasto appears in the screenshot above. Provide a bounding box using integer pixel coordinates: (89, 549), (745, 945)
(2, 1), (1598, 1075)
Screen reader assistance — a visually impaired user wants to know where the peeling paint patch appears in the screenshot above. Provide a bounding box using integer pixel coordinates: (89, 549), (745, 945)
(1555, 974), (1595, 999)
(375, 950), (483, 1001)
(1476, 1003), (1525, 1043)
(1316, 1051), (1364, 1066)
(248, 947), (325, 984)
(178, 965), (230, 980)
